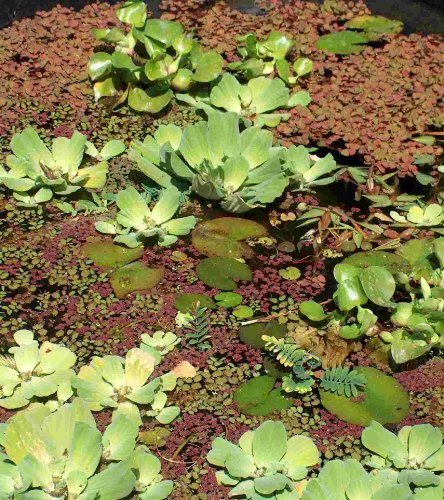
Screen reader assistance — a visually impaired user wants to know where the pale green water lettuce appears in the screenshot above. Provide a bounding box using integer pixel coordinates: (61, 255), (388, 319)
(177, 74), (311, 128)
(94, 185), (197, 247)
(0, 330), (75, 410)
(72, 348), (180, 426)
(0, 127), (124, 207)
(130, 112), (292, 213)
(88, 1), (223, 112)
(0, 398), (173, 499)
(301, 458), (412, 499)
(207, 420), (319, 498)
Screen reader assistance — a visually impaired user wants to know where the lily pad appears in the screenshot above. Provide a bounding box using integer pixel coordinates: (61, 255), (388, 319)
(395, 239), (434, 280)
(320, 367), (409, 426)
(110, 262), (164, 298)
(214, 292), (243, 308)
(192, 217), (267, 259)
(346, 15), (403, 40)
(196, 257), (252, 290)
(342, 251), (410, 274)
(279, 266), (301, 280)
(82, 240), (143, 268)
(173, 293), (217, 313)
(233, 305), (254, 318)
(239, 320), (287, 348)
(233, 375), (292, 416)
(316, 31), (368, 55)
(299, 301), (328, 322)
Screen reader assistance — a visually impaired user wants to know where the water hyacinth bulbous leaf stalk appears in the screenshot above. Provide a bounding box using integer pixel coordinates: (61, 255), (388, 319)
(177, 73), (311, 128)
(0, 127), (124, 207)
(0, 398), (173, 499)
(95, 184), (197, 247)
(72, 347), (180, 426)
(207, 420), (319, 498)
(0, 330), (76, 410)
(130, 111), (296, 213)
(87, 1), (223, 112)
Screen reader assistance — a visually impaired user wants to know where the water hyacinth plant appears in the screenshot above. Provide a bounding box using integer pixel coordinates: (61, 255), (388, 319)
(207, 420), (320, 498)
(95, 185), (197, 247)
(0, 330), (76, 410)
(0, 128), (124, 208)
(88, 0), (223, 112)
(72, 347), (180, 426)
(229, 31), (313, 84)
(0, 398), (173, 499)
(130, 111), (334, 213)
(177, 73), (311, 127)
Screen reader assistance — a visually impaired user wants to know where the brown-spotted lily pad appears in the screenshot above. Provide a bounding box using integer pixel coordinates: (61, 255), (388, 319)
(82, 239), (143, 268)
(110, 262), (164, 299)
(192, 217), (267, 259)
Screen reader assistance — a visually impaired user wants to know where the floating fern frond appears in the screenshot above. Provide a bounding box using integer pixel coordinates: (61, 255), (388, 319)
(183, 302), (211, 351)
(262, 335), (306, 367)
(320, 366), (367, 398)
(282, 374), (315, 394)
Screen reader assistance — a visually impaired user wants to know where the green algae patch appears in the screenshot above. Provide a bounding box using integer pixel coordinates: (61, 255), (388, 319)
(320, 367), (409, 426)
(82, 239), (143, 267)
(234, 375), (292, 416)
(110, 262), (164, 298)
(174, 293), (217, 313)
(239, 320), (287, 348)
(192, 217), (267, 259)
(196, 257), (252, 290)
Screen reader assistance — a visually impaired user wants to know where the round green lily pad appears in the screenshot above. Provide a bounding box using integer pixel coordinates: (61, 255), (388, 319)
(234, 375), (292, 416)
(196, 257), (252, 290)
(239, 320), (287, 348)
(110, 262), (164, 299)
(342, 251), (410, 274)
(279, 266), (301, 280)
(214, 292), (243, 308)
(173, 293), (217, 313)
(233, 305), (254, 318)
(320, 367), (410, 426)
(82, 240), (143, 268)
(192, 217), (267, 259)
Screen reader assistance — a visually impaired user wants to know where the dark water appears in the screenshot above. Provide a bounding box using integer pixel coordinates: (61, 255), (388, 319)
(1, 0), (444, 34)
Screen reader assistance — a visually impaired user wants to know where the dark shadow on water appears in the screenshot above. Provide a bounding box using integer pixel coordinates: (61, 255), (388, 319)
(1, 0), (444, 33)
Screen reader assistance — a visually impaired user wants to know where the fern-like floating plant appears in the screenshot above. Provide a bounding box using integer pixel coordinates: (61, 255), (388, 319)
(183, 302), (211, 350)
(320, 366), (367, 397)
(262, 335), (320, 394)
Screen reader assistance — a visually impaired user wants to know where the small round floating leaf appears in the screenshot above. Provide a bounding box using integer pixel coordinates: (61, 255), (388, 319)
(239, 320), (287, 348)
(88, 53), (112, 81)
(110, 262), (163, 299)
(316, 31), (368, 55)
(320, 367), (409, 426)
(339, 324), (361, 340)
(293, 57), (313, 77)
(234, 375), (292, 416)
(359, 266), (395, 306)
(279, 267), (301, 281)
(346, 15), (403, 36)
(173, 293), (217, 313)
(82, 240), (143, 268)
(233, 306), (254, 319)
(214, 292), (243, 308)
(196, 258), (252, 290)
(299, 301), (328, 322)
(192, 217), (267, 259)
